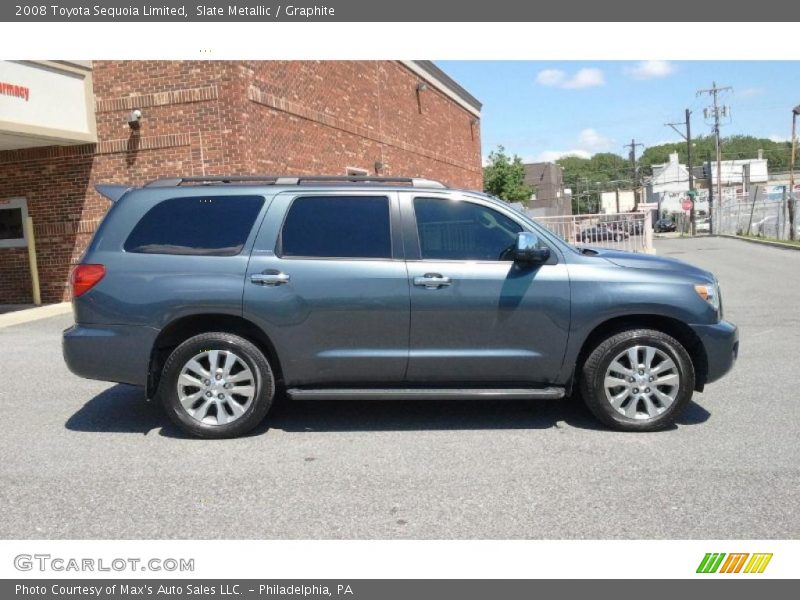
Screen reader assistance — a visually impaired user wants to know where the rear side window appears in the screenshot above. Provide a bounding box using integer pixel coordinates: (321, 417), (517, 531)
(280, 196), (391, 259)
(124, 195), (264, 256)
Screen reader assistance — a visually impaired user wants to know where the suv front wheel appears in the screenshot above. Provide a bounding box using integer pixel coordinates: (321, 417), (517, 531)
(579, 329), (695, 431)
(158, 332), (275, 438)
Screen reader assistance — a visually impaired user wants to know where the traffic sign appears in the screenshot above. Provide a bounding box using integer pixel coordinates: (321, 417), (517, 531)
(682, 199), (693, 211)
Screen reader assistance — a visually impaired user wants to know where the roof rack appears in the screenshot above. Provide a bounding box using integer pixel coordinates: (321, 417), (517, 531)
(144, 175), (448, 189)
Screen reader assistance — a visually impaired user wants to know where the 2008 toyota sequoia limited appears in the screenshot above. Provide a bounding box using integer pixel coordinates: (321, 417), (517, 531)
(63, 175), (738, 438)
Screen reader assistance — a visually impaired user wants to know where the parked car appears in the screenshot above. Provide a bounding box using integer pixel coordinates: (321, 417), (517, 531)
(608, 220), (643, 236)
(654, 218), (677, 233)
(63, 175), (738, 437)
(695, 218), (710, 234)
(579, 225), (629, 243)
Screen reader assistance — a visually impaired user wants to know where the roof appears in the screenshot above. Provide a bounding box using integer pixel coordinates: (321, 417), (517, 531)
(403, 61), (482, 116)
(522, 162), (562, 186)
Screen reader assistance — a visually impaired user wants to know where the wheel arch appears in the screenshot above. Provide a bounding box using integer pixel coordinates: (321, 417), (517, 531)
(571, 314), (708, 393)
(147, 313), (283, 398)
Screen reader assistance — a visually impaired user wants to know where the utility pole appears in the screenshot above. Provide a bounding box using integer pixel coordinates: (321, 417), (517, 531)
(706, 151), (714, 234)
(624, 139), (644, 210)
(697, 82), (732, 235)
(665, 108), (696, 234)
(789, 104), (800, 241)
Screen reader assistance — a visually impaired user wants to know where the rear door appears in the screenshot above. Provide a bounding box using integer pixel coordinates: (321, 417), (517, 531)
(243, 191), (410, 387)
(401, 192), (571, 384)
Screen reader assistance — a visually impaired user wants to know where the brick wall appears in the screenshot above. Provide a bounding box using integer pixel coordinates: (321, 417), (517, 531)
(0, 61), (482, 304)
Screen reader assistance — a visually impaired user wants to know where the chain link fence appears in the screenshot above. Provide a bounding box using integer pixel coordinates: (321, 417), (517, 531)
(714, 187), (799, 240)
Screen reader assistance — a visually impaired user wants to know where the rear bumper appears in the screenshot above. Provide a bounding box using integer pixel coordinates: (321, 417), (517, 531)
(690, 320), (739, 385)
(62, 323), (158, 386)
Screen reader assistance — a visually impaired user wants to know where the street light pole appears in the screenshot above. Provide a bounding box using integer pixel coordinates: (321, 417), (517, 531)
(790, 105), (800, 241)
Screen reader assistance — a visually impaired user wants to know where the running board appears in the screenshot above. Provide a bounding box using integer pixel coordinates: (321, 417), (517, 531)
(286, 387), (565, 401)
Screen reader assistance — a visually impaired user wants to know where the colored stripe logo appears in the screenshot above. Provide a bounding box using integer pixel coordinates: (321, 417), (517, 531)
(697, 553), (772, 574)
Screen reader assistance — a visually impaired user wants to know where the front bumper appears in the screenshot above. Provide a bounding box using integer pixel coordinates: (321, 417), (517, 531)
(690, 320), (739, 385)
(63, 323), (158, 386)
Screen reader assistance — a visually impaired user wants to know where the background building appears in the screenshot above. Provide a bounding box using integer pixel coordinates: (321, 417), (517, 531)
(600, 189), (637, 213)
(646, 151), (770, 214)
(522, 161), (571, 217)
(0, 60), (483, 304)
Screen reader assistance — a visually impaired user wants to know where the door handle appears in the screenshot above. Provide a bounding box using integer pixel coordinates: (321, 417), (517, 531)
(413, 273), (452, 289)
(250, 271), (290, 286)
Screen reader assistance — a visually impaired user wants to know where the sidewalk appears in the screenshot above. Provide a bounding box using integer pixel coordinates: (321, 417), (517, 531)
(0, 302), (72, 329)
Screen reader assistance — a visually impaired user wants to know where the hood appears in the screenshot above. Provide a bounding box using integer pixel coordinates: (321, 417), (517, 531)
(584, 248), (715, 283)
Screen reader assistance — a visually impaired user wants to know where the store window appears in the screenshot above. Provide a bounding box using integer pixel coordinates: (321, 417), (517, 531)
(0, 198), (28, 248)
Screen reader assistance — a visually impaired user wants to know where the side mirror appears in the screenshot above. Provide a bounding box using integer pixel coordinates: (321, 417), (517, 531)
(514, 232), (551, 264)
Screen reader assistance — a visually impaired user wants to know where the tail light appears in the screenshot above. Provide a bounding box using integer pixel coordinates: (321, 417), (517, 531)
(70, 264), (106, 298)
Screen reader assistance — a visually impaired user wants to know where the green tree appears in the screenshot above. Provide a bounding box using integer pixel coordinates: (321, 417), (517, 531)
(639, 135), (792, 176)
(558, 152), (632, 213)
(483, 146), (534, 204)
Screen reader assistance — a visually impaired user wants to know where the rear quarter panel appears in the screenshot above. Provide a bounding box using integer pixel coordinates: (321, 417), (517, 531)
(73, 187), (275, 328)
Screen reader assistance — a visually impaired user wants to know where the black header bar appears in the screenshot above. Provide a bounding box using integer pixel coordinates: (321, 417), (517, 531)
(3, 0), (799, 22)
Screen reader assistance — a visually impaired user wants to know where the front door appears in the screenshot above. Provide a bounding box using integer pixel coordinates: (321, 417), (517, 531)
(402, 193), (571, 384)
(244, 192), (410, 387)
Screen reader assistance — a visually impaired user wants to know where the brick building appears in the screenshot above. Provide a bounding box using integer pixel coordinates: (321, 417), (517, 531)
(0, 60), (482, 304)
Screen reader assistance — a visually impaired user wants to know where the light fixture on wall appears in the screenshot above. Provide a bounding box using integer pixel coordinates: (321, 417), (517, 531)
(374, 161), (384, 174)
(416, 82), (428, 92)
(127, 109), (143, 130)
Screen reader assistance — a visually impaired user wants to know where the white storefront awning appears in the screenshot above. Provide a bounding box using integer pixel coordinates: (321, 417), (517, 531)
(0, 60), (96, 150)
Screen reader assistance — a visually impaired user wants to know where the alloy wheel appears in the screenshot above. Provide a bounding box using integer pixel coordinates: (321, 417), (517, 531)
(176, 349), (256, 426)
(603, 345), (680, 420)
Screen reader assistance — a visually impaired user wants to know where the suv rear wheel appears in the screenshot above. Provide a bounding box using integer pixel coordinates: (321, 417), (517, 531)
(158, 332), (275, 438)
(579, 328), (695, 431)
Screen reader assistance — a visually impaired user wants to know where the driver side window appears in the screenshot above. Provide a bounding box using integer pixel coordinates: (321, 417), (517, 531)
(413, 197), (522, 261)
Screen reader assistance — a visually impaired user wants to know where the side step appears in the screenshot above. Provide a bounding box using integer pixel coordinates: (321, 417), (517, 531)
(286, 387), (565, 401)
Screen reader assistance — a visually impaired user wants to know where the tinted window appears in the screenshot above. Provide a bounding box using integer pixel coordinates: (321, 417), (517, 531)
(281, 196), (391, 259)
(414, 197), (522, 261)
(124, 195), (264, 256)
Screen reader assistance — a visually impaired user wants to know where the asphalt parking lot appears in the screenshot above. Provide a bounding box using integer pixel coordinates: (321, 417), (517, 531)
(1, 236), (798, 539)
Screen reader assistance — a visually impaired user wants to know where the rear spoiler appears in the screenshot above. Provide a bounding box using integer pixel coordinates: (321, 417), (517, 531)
(95, 184), (131, 203)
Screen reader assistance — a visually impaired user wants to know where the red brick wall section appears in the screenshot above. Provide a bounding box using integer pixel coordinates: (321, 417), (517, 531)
(0, 61), (482, 304)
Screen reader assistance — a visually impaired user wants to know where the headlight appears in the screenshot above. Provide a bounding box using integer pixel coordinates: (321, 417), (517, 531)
(694, 281), (721, 316)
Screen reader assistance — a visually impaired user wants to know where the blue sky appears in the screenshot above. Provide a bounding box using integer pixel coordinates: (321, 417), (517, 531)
(436, 61), (798, 163)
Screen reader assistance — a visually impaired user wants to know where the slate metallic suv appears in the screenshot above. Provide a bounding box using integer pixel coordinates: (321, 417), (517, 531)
(63, 175), (738, 437)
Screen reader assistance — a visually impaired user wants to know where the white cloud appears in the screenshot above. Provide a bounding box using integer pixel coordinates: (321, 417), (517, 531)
(577, 128), (612, 152)
(738, 87), (765, 97)
(535, 149), (592, 162)
(534, 128), (613, 162)
(624, 60), (677, 80)
(768, 134), (790, 143)
(535, 69), (566, 87)
(535, 67), (605, 89)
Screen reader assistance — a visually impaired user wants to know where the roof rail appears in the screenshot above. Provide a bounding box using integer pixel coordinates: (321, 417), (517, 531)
(144, 175), (448, 189)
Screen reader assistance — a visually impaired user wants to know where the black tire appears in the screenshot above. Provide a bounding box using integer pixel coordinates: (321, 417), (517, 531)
(158, 332), (275, 438)
(579, 328), (695, 432)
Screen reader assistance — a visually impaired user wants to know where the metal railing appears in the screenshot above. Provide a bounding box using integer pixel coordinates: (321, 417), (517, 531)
(531, 211), (653, 253)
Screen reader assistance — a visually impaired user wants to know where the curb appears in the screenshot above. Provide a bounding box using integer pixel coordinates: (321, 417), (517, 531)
(0, 302), (72, 329)
(718, 234), (800, 252)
